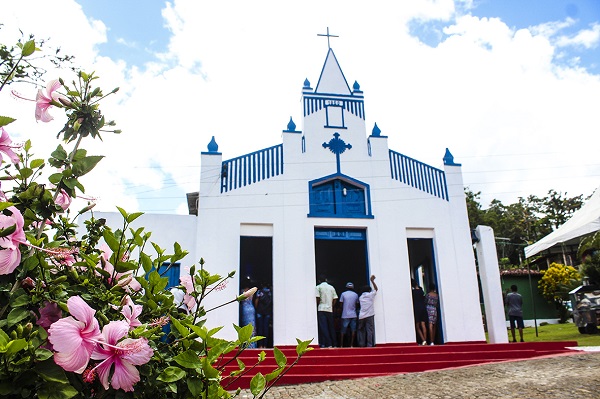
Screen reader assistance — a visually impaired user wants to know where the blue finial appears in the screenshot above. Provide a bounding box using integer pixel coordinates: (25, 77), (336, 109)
(304, 78), (311, 88)
(207, 136), (219, 153)
(443, 148), (461, 166)
(372, 123), (381, 137)
(287, 117), (296, 132)
(353, 80), (361, 92)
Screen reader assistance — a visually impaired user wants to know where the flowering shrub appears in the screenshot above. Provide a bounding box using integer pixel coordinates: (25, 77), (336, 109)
(0, 36), (311, 398)
(538, 262), (580, 301)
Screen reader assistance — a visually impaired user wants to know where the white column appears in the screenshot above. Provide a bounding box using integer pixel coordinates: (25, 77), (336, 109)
(475, 225), (508, 343)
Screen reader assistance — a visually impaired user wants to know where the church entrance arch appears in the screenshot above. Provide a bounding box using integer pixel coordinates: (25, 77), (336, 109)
(239, 236), (273, 347)
(314, 228), (369, 346)
(407, 238), (444, 344)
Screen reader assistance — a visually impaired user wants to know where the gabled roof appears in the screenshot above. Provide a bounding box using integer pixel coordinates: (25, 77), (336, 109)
(525, 187), (600, 258)
(314, 48), (351, 95)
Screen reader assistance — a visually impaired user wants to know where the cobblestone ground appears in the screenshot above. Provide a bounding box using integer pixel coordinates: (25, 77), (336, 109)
(238, 352), (600, 399)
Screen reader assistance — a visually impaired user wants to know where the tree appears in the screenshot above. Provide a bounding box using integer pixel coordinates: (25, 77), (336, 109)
(538, 262), (581, 322)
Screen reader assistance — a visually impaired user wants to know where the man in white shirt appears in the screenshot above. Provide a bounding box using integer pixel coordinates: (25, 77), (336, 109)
(316, 274), (338, 348)
(358, 275), (378, 347)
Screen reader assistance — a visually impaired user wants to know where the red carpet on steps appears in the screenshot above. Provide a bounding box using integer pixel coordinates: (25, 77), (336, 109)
(219, 341), (578, 389)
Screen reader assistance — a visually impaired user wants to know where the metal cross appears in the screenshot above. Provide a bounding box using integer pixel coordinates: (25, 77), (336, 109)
(323, 132), (352, 173)
(317, 27), (339, 49)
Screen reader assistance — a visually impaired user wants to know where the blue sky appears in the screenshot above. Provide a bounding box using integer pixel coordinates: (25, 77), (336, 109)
(1, 0), (599, 214)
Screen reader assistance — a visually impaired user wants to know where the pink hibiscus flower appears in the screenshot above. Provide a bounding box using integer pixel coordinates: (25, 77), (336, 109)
(55, 189), (72, 211)
(0, 206), (26, 275)
(48, 296), (103, 373)
(35, 79), (68, 122)
(121, 296), (142, 330)
(91, 321), (153, 392)
(0, 127), (20, 164)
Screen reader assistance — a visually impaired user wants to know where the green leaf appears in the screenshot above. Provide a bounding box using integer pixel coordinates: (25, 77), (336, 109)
(50, 145), (68, 161)
(200, 357), (219, 379)
(102, 229), (120, 253)
(17, 167), (33, 179)
(72, 155), (104, 177)
(265, 366), (284, 382)
(0, 202), (14, 211)
(235, 323), (253, 343)
(30, 159), (45, 169)
(186, 377), (204, 398)
(126, 211), (144, 224)
(250, 373), (266, 396)
(21, 39), (36, 57)
(7, 308), (29, 327)
(296, 339), (314, 356)
(114, 260), (137, 273)
(35, 348), (54, 361)
(48, 173), (63, 185)
(173, 349), (203, 369)
(37, 382), (78, 399)
(140, 252), (153, 273)
(4, 338), (27, 356)
(0, 116), (16, 128)
(169, 315), (190, 338)
(35, 359), (69, 384)
(156, 366), (186, 383)
(273, 346), (287, 368)
(10, 292), (31, 307)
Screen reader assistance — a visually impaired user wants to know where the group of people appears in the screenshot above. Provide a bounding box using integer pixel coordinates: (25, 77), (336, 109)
(239, 283), (273, 348)
(411, 279), (439, 345)
(316, 274), (378, 348)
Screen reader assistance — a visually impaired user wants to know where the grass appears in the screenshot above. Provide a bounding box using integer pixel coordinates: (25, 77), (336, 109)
(490, 322), (600, 347)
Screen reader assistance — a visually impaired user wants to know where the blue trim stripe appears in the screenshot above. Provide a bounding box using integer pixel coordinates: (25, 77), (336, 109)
(389, 150), (448, 201)
(304, 96), (365, 119)
(221, 144), (284, 193)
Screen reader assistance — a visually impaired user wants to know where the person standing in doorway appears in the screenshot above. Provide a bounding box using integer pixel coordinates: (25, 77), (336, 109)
(316, 274), (338, 348)
(254, 282), (272, 348)
(358, 275), (378, 347)
(240, 285), (257, 349)
(412, 279), (428, 345)
(425, 283), (439, 345)
(505, 284), (524, 342)
(339, 282), (359, 347)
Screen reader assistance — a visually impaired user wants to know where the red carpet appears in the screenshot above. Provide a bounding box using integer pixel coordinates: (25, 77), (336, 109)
(219, 341), (578, 389)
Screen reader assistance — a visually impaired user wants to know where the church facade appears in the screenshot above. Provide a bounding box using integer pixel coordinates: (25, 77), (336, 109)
(91, 46), (488, 346)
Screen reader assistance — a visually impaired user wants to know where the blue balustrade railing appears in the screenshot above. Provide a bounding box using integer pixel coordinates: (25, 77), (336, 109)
(221, 144), (284, 193)
(389, 150), (448, 201)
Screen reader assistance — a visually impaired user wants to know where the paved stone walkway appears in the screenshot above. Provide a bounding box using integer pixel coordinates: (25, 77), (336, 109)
(238, 351), (600, 398)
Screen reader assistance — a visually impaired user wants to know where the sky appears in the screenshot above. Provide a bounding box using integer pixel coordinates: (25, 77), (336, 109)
(1, 0), (599, 215)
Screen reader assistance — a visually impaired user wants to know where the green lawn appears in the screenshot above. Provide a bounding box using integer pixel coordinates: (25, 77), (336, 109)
(489, 322), (600, 347)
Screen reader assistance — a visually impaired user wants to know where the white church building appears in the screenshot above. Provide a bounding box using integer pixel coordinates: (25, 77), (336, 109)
(89, 43), (495, 347)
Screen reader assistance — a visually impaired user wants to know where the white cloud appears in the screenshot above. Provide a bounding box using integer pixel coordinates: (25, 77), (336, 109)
(1, 0), (599, 216)
(556, 23), (600, 49)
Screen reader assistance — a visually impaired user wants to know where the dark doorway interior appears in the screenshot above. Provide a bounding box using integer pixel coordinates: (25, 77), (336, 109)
(314, 234), (369, 294)
(239, 236), (273, 347)
(314, 228), (369, 347)
(407, 238), (443, 344)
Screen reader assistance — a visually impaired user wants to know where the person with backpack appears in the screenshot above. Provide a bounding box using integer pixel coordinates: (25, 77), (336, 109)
(254, 283), (273, 348)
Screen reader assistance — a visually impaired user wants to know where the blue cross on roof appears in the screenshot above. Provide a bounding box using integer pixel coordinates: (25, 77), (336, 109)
(323, 132), (352, 173)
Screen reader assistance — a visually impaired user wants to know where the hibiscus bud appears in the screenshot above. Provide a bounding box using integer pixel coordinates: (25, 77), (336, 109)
(21, 277), (36, 290)
(68, 268), (79, 280)
(16, 324), (23, 337)
(24, 322), (33, 337)
(237, 287), (257, 302)
(52, 275), (68, 285)
(10, 330), (17, 340)
(116, 274), (133, 288)
(58, 97), (72, 107)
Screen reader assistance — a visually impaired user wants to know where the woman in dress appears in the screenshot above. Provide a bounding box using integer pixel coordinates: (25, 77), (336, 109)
(425, 283), (439, 345)
(240, 286), (257, 348)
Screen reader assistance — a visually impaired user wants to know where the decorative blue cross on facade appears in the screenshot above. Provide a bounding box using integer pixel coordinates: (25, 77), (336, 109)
(317, 27), (339, 49)
(323, 132), (352, 173)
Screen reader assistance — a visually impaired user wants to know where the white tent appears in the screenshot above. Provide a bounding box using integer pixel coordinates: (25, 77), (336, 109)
(525, 187), (600, 258)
